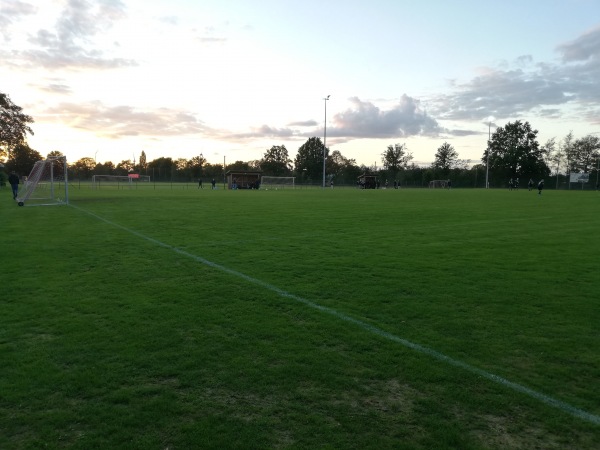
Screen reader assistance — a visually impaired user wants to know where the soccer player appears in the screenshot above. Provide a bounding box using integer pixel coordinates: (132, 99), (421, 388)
(538, 179), (544, 195)
(8, 171), (19, 200)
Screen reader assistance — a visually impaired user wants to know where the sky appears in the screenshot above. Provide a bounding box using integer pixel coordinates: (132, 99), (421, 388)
(1, 0), (599, 168)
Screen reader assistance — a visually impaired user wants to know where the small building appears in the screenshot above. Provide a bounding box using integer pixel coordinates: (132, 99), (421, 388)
(226, 171), (262, 190)
(358, 174), (379, 189)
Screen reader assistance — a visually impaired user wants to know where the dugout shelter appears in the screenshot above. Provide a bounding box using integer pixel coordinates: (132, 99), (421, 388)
(226, 171), (262, 189)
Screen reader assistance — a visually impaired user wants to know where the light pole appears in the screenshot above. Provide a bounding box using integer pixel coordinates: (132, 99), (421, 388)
(323, 95), (330, 189)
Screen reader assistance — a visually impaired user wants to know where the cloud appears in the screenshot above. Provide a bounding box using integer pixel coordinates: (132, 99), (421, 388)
(35, 81), (73, 95)
(230, 125), (297, 140)
(431, 26), (600, 126)
(5, 0), (136, 69)
(287, 120), (318, 127)
(433, 68), (574, 121)
(557, 25), (600, 62)
(227, 96), (444, 145)
(446, 129), (480, 137)
(40, 101), (212, 139)
(330, 96), (442, 139)
(0, 0), (36, 39)
(194, 25), (229, 44)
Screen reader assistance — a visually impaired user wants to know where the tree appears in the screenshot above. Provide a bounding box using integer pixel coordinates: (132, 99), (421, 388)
(432, 142), (459, 176)
(227, 160), (252, 172)
(571, 135), (600, 174)
(294, 137), (326, 182)
(483, 120), (549, 182)
(562, 131), (576, 175)
(174, 158), (188, 172)
(248, 159), (261, 171)
(5, 143), (42, 175)
(1, 92), (34, 161)
(381, 143), (413, 181)
(72, 157), (96, 179)
(147, 157), (175, 181)
(139, 150), (147, 172)
(95, 161), (116, 175)
(116, 159), (135, 174)
(188, 154), (207, 179)
(544, 138), (560, 173)
(327, 150), (361, 184)
(202, 163), (224, 181)
(261, 145), (292, 176)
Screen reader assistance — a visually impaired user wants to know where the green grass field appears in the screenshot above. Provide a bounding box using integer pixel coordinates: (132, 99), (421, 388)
(2, 185), (599, 449)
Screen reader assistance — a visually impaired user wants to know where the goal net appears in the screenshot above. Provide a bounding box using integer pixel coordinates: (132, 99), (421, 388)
(428, 180), (448, 189)
(260, 176), (295, 189)
(91, 174), (151, 188)
(17, 156), (69, 206)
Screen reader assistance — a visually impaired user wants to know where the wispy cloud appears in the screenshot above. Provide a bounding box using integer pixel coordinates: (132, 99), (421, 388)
(40, 101), (212, 139)
(35, 80), (73, 95)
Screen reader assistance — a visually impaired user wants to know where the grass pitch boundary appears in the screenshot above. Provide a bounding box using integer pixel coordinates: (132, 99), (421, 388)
(70, 202), (600, 426)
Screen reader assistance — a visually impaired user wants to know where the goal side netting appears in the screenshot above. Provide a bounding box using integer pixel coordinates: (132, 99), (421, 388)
(17, 156), (69, 206)
(428, 180), (448, 188)
(260, 176), (295, 189)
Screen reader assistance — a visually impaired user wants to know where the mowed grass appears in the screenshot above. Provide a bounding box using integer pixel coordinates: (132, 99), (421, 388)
(1, 185), (599, 449)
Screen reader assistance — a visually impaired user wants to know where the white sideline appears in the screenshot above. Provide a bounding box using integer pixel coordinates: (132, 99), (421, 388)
(71, 204), (600, 426)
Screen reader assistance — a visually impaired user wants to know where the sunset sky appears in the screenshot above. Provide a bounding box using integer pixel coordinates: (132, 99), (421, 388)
(1, 0), (599, 167)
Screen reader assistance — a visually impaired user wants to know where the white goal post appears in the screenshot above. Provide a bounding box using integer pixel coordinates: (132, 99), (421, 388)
(17, 156), (68, 207)
(428, 179), (448, 188)
(260, 176), (295, 189)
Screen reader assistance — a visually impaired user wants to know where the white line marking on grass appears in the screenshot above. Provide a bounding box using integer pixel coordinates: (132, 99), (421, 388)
(71, 204), (600, 426)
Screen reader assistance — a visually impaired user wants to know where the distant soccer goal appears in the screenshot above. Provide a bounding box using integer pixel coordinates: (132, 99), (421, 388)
(17, 156), (68, 206)
(260, 176), (295, 189)
(91, 174), (150, 188)
(428, 180), (448, 189)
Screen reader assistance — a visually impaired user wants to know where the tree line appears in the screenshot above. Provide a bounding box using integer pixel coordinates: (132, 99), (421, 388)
(2, 91), (599, 188)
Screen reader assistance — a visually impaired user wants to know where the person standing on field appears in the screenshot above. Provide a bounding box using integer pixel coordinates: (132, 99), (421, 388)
(8, 171), (19, 200)
(538, 179), (544, 195)
(211, 178), (216, 189)
(198, 179), (203, 189)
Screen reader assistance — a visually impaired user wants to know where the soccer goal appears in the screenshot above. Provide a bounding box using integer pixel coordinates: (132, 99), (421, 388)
(91, 174), (150, 188)
(17, 156), (68, 206)
(428, 180), (448, 189)
(260, 176), (295, 189)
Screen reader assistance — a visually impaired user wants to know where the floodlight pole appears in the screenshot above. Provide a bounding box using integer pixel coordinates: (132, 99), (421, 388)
(323, 95), (330, 189)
